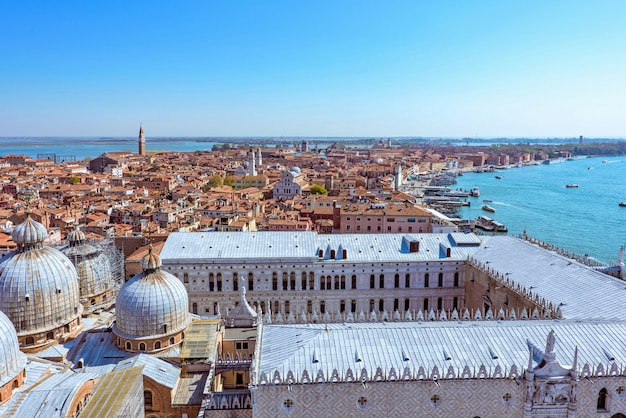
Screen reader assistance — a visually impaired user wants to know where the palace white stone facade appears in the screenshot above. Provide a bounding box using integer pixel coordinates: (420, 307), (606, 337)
(160, 232), (476, 319)
(156, 230), (626, 418)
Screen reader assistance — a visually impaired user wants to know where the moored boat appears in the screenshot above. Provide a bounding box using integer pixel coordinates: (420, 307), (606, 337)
(474, 215), (508, 233)
(470, 186), (480, 197)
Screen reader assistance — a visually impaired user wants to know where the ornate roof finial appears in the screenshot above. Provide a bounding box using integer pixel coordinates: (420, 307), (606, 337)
(141, 243), (162, 272)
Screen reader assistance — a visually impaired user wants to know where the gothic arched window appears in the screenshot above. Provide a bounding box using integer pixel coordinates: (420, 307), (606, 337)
(598, 388), (608, 411)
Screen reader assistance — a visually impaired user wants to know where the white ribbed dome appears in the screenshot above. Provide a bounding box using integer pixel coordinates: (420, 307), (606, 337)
(12, 212), (48, 248)
(0, 310), (26, 384)
(115, 250), (190, 339)
(0, 216), (82, 335)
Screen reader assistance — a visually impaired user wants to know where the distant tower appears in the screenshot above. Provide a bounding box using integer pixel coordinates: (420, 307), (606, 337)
(395, 164), (402, 190)
(248, 148), (257, 176)
(325, 174), (334, 192)
(256, 147), (262, 168)
(579, 135), (583, 144)
(302, 140), (309, 152)
(138, 124), (146, 156)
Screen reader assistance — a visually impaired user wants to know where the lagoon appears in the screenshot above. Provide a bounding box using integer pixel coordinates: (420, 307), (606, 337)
(454, 156), (626, 264)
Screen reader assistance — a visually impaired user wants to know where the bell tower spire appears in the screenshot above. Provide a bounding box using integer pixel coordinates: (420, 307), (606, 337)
(138, 123), (146, 155)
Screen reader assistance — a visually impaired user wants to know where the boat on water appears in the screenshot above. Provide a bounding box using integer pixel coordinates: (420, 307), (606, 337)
(588, 166), (594, 170)
(543, 158), (566, 165)
(470, 186), (480, 197)
(494, 175), (502, 180)
(445, 190), (470, 198)
(565, 184), (579, 188)
(483, 199), (492, 203)
(482, 205), (496, 213)
(474, 215), (507, 233)
(620, 202), (626, 207)
(603, 160), (609, 163)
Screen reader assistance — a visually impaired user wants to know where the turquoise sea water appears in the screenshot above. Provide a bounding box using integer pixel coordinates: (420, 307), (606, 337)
(454, 156), (626, 264)
(0, 137), (220, 160)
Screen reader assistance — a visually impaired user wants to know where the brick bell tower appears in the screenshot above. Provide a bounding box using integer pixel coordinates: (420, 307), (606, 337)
(138, 123), (146, 155)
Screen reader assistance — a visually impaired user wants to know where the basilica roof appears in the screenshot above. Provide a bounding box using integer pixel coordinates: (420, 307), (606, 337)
(0, 214), (82, 335)
(114, 246), (191, 339)
(62, 226), (115, 300)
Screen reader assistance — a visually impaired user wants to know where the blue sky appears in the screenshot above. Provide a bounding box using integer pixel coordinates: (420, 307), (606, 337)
(2, 1), (626, 137)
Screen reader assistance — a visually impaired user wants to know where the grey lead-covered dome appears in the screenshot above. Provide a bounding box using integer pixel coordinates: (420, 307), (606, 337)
(115, 248), (190, 338)
(63, 226), (114, 299)
(0, 214), (82, 335)
(0, 310), (26, 386)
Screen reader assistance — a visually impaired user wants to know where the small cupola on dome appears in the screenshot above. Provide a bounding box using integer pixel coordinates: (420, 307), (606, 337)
(67, 224), (86, 247)
(12, 210), (48, 250)
(141, 244), (162, 272)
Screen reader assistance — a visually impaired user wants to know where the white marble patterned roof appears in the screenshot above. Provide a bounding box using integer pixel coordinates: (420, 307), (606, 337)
(256, 320), (626, 385)
(160, 231), (485, 263)
(470, 235), (626, 320)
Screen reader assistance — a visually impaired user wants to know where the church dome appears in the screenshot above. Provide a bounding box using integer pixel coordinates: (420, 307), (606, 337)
(0, 310), (26, 385)
(115, 246), (190, 339)
(62, 226), (115, 303)
(11, 210), (48, 248)
(290, 166), (301, 174)
(0, 213), (82, 337)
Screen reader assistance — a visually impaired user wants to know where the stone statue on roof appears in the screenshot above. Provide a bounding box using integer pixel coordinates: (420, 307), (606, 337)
(546, 329), (556, 354)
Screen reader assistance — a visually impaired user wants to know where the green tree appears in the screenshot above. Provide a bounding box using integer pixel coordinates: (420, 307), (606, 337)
(310, 185), (328, 195)
(212, 143), (232, 151)
(69, 176), (81, 184)
(205, 174), (223, 190)
(224, 176), (235, 186)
